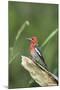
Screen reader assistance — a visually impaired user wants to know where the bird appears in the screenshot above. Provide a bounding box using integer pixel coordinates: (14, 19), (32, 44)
(26, 36), (48, 70)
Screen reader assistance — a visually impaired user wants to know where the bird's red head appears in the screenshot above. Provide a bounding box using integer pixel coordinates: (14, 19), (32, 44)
(31, 36), (38, 45)
(26, 36), (38, 47)
(26, 36), (38, 52)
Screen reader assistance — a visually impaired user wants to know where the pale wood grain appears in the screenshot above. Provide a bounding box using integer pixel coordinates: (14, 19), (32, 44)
(21, 56), (58, 86)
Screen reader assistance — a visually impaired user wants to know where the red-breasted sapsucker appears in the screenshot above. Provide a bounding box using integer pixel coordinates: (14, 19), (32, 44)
(26, 36), (48, 70)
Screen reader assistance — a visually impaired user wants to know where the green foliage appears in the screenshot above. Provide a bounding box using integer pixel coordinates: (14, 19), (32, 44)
(41, 29), (58, 48)
(16, 20), (30, 40)
(9, 1), (58, 88)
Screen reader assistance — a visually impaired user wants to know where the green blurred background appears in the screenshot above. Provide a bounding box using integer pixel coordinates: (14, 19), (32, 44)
(8, 1), (58, 88)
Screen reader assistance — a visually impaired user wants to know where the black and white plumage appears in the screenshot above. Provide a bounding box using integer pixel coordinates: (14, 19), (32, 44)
(30, 46), (48, 70)
(27, 36), (48, 70)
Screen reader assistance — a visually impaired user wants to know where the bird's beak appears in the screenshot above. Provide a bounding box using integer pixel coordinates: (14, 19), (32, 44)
(26, 38), (32, 41)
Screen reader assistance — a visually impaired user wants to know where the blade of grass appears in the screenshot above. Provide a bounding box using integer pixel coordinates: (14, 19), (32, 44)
(16, 20), (30, 40)
(9, 52), (20, 64)
(40, 29), (58, 48)
(9, 20), (30, 64)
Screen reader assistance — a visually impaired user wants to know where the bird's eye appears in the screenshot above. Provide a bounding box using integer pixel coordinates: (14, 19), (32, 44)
(32, 38), (34, 40)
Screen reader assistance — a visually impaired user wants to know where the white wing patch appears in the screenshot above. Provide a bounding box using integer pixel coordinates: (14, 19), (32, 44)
(35, 48), (41, 56)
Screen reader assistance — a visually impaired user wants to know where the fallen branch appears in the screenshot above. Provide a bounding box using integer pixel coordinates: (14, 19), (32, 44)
(21, 56), (58, 86)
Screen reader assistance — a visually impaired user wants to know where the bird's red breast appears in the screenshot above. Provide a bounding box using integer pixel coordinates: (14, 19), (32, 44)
(29, 36), (38, 56)
(29, 43), (35, 53)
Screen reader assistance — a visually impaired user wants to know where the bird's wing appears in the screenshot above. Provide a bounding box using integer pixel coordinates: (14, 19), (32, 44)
(35, 46), (48, 69)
